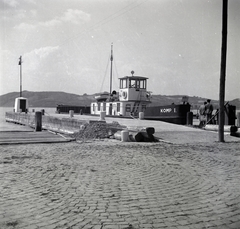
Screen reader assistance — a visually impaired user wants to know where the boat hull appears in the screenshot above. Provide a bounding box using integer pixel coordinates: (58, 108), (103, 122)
(56, 105), (90, 114)
(144, 104), (191, 125)
(56, 104), (191, 125)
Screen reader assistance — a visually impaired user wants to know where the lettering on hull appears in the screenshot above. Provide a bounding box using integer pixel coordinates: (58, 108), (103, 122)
(159, 108), (177, 113)
(160, 108), (176, 113)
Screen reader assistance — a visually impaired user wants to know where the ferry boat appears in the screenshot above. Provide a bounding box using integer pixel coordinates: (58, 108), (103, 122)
(57, 44), (191, 124)
(90, 71), (190, 124)
(90, 45), (190, 124)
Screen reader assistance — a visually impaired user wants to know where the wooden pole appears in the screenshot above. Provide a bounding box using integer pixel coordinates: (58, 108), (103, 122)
(219, 0), (228, 142)
(35, 111), (42, 131)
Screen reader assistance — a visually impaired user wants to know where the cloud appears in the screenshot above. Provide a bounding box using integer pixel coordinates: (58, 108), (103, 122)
(23, 46), (59, 71)
(1, 9), (27, 22)
(24, 0), (37, 4)
(14, 22), (35, 30)
(13, 8), (91, 31)
(14, 18), (61, 30)
(39, 19), (61, 27)
(30, 9), (37, 17)
(38, 8), (91, 28)
(61, 9), (91, 24)
(3, 0), (18, 7)
(39, 9), (91, 27)
(27, 46), (59, 59)
(15, 9), (28, 19)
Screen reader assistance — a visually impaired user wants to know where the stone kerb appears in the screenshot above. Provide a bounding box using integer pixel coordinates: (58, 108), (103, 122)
(42, 116), (61, 131)
(5, 112), (16, 123)
(42, 115), (88, 133)
(5, 112), (89, 134)
(5, 112), (35, 127)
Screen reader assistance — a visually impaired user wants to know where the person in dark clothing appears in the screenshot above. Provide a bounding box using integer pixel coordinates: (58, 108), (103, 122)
(205, 99), (213, 124)
(199, 101), (207, 127)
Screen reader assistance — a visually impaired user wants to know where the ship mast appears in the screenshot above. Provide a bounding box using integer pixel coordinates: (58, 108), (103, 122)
(110, 43), (113, 97)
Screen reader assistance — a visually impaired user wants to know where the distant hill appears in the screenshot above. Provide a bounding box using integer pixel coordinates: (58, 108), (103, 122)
(150, 95), (240, 109)
(0, 91), (95, 108)
(229, 98), (240, 110)
(0, 90), (239, 109)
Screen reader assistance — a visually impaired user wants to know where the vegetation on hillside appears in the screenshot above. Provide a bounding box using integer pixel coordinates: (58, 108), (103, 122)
(0, 91), (239, 109)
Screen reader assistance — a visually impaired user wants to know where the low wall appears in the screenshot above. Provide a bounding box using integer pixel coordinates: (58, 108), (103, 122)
(5, 112), (35, 127)
(5, 112), (103, 134)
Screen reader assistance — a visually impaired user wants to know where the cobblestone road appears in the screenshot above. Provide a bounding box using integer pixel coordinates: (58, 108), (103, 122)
(0, 140), (240, 229)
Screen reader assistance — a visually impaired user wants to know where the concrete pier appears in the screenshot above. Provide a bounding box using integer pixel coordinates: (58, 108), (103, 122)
(4, 111), (240, 144)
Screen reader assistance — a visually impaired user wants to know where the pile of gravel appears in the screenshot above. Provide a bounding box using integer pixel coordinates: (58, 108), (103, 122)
(71, 121), (125, 140)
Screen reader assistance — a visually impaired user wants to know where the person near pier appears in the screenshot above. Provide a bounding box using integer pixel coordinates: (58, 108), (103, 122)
(199, 101), (207, 127)
(205, 99), (214, 124)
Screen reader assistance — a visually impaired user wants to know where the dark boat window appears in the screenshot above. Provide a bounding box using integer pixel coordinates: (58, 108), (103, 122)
(120, 78), (146, 89)
(140, 80), (146, 89)
(129, 79), (136, 88)
(117, 103), (120, 112)
(120, 79), (127, 89)
(98, 103), (101, 111)
(136, 80), (140, 88)
(128, 79), (146, 89)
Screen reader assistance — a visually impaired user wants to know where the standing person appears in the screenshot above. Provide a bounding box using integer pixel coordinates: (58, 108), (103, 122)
(205, 99), (214, 124)
(199, 101), (207, 127)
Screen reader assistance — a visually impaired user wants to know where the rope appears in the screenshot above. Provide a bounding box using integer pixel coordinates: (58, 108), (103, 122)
(99, 55), (110, 93)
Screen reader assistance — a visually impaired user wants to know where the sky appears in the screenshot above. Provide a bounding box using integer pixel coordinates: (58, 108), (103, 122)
(0, 0), (239, 100)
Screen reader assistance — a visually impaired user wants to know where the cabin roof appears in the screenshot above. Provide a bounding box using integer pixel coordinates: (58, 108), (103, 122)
(119, 76), (148, 80)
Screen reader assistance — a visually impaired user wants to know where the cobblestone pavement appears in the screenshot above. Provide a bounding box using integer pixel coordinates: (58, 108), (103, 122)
(0, 140), (240, 229)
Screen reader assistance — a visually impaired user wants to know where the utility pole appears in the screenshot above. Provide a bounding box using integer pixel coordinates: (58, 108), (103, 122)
(19, 56), (22, 97)
(219, 0), (228, 142)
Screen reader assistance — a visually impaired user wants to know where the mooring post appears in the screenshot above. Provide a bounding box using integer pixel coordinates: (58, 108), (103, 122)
(99, 111), (106, 121)
(237, 112), (240, 127)
(35, 111), (42, 131)
(121, 129), (129, 142)
(69, 110), (74, 118)
(139, 112), (144, 120)
(186, 112), (193, 125)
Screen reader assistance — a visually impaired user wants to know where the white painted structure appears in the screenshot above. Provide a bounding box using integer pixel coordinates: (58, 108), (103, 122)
(14, 97), (29, 113)
(91, 75), (151, 117)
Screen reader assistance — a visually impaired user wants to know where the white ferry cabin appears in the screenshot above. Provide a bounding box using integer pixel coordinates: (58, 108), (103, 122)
(91, 75), (151, 117)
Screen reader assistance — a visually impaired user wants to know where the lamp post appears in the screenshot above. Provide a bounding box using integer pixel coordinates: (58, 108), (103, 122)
(19, 56), (22, 97)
